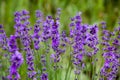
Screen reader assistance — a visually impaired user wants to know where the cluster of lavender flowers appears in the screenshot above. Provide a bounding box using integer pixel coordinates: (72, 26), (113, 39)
(0, 9), (120, 80)
(14, 10), (37, 79)
(7, 35), (23, 79)
(68, 12), (99, 79)
(100, 22), (120, 80)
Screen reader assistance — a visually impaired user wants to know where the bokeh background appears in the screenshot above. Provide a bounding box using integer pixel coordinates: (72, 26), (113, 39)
(0, 0), (120, 35)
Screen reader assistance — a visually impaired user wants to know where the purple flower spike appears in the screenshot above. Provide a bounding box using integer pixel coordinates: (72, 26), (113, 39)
(33, 24), (41, 50)
(26, 48), (36, 79)
(100, 22), (120, 80)
(8, 35), (18, 53)
(40, 73), (48, 80)
(70, 13), (86, 76)
(0, 24), (8, 50)
(42, 16), (52, 42)
(51, 21), (60, 52)
(8, 51), (23, 80)
(13, 10), (36, 79)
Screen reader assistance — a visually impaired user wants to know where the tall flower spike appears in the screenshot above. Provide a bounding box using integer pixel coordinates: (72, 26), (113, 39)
(33, 24), (41, 50)
(8, 51), (24, 80)
(0, 24), (8, 50)
(32, 10), (43, 50)
(71, 13), (85, 76)
(14, 10), (36, 79)
(40, 54), (48, 80)
(42, 16), (52, 42)
(50, 9), (63, 71)
(36, 10), (43, 24)
(87, 24), (99, 56)
(40, 14), (52, 80)
(100, 22), (119, 80)
(8, 35), (23, 80)
(51, 8), (61, 52)
(8, 35), (18, 53)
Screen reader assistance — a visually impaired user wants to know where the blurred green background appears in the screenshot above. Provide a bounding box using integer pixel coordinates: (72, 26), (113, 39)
(0, 0), (120, 36)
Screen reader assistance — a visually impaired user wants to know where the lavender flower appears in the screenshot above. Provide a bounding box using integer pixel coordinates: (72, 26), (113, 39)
(8, 51), (23, 80)
(69, 12), (99, 80)
(32, 10), (43, 50)
(100, 22), (120, 80)
(14, 10), (30, 39)
(87, 24), (99, 56)
(50, 9), (62, 66)
(7, 35), (23, 80)
(71, 13), (85, 75)
(40, 73), (48, 80)
(40, 15), (54, 80)
(42, 16), (52, 42)
(40, 54), (48, 80)
(14, 10), (36, 79)
(51, 20), (60, 52)
(100, 52), (119, 80)
(8, 35), (18, 53)
(33, 24), (41, 50)
(40, 51), (48, 80)
(35, 10), (43, 24)
(0, 24), (8, 50)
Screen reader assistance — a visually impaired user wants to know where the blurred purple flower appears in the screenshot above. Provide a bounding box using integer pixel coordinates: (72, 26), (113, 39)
(40, 73), (48, 80)
(8, 35), (18, 53)
(8, 51), (23, 80)
(0, 24), (8, 50)
(13, 10), (36, 79)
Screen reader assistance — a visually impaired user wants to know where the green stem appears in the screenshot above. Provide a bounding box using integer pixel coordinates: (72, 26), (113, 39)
(68, 67), (72, 80)
(92, 56), (94, 80)
(65, 56), (71, 80)
(55, 63), (58, 80)
(65, 45), (72, 80)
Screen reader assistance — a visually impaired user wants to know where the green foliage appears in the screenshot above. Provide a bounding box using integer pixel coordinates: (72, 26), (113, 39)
(0, 0), (120, 35)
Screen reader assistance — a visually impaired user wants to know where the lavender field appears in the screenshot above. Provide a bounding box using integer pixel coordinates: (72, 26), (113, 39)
(0, 0), (120, 80)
